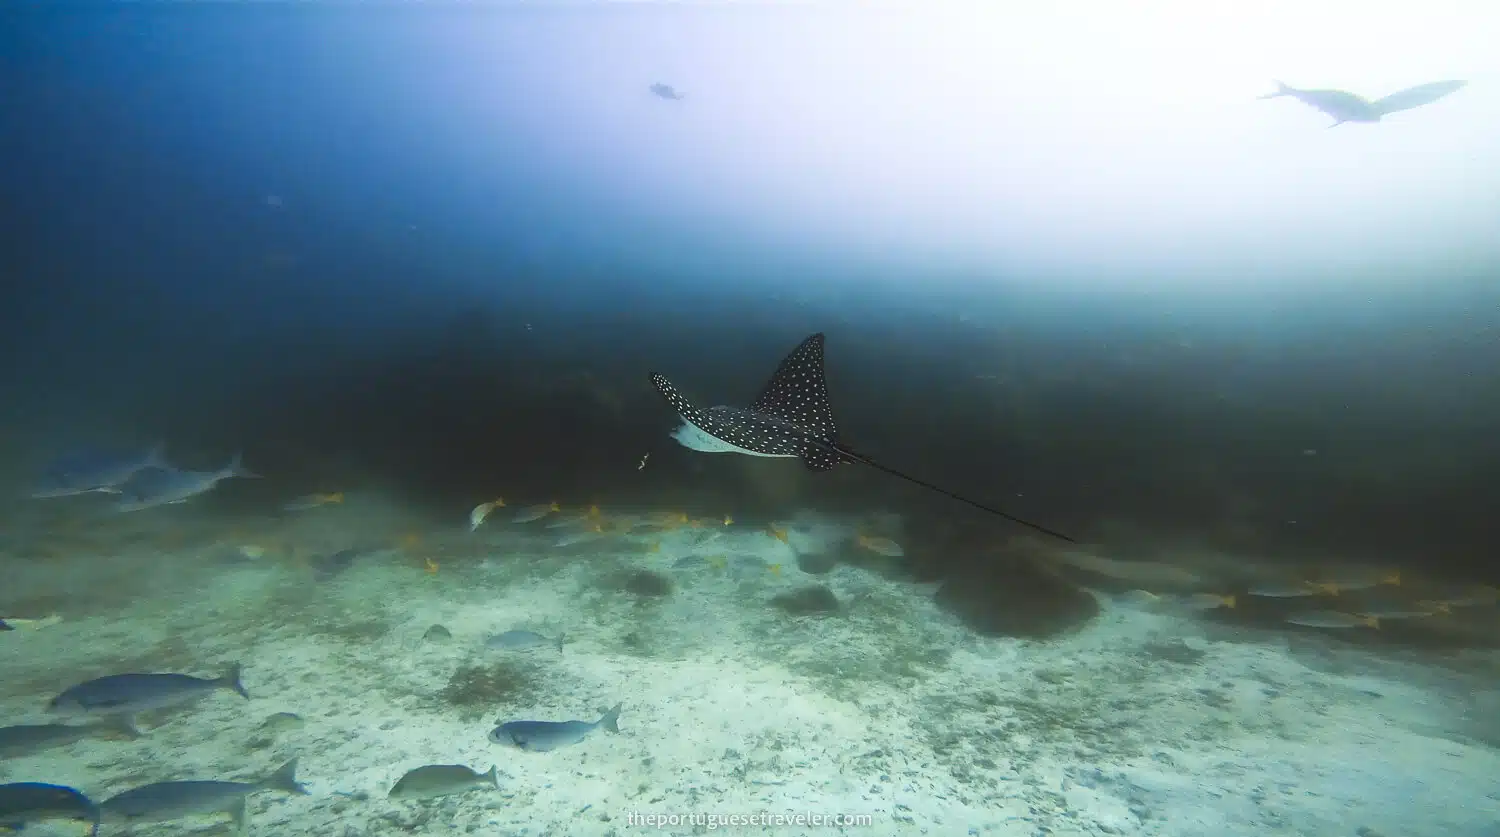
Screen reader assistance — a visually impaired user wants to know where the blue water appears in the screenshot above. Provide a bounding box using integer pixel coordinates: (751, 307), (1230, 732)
(1, 5), (1497, 836)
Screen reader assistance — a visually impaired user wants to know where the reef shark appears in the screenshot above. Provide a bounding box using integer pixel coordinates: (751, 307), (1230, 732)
(1259, 79), (1467, 126)
(650, 333), (1076, 542)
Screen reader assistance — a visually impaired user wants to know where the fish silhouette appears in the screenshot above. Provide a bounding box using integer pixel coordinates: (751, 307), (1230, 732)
(1260, 79), (1466, 126)
(650, 333), (1076, 542)
(649, 83), (684, 100)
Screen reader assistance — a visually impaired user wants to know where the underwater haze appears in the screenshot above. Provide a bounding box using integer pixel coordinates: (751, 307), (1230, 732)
(3, 3), (1500, 836)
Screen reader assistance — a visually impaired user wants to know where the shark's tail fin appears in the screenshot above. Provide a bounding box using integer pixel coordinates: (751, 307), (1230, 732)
(223, 452), (260, 480)
(1257, 80), (1292, 100)
(830, 442), (1078, 543)
(143, 441), (170, 470)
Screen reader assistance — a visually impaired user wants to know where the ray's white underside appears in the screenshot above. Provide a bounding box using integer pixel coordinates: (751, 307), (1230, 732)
(670, 415), (796, 458)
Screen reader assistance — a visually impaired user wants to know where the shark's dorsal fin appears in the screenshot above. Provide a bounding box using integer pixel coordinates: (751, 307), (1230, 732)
(749, 333), (838, 440)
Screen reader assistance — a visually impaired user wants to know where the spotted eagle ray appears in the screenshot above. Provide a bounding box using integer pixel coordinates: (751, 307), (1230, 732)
(1259, 79), (1467, 126)
(650, 333), (1076, 542)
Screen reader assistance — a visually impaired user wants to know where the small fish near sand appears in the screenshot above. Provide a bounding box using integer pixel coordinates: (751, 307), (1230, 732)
(513, 502), (560, 524)
(246, 712), (305, 750)
(854, 534), (905, 558)
(1246, 581), (1323, 598)
(282, 492), (343, 512)
(112, 453), (259, 512)
(1128, 591), (1235, 612)
(0, 717), (139, 758)
(489, 703), (622, 752)
(309, 547), (370, 582)
(485, 630), (564, 653)
(101, 758), (307, 832)
(0, 782), (100, 835)
(554, 525), (606, 548)
(1285, 611), (1379, 630)
(0, 613), (62, 630)
(388, 764), (499, 801)
(48, 664), (249, 721)
(469, 498), (507, 531)
(28, 444), (168, 499)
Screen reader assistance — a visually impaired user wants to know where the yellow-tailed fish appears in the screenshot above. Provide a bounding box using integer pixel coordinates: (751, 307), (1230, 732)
(723, 515), (733, 526)
(282, 492), (344, 512)
(1247, 581), (1323, 598)
(855, 534), (904, 558)
(424, 557), (440, 574)
(469, 498), (506, 532)
(1180, 593), (1235, 610)
(554, 523), (606, 547)
(1357, 608), (1435, 620)
(512, 503), (557, 524)
(1307, 569), (1401, 594)
(1285, 611), (1379, 629)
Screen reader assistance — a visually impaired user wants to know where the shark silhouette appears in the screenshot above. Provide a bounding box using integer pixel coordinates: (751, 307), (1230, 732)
(650, 333), (1076, 543)
(1259, 79), (1467, 126)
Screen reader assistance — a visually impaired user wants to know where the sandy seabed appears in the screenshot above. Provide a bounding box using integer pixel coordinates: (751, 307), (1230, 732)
(3, 495), (1499, 837)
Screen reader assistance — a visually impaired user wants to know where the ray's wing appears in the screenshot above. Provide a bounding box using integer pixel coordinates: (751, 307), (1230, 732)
(651, 374), (709, 425)
(748, 333), (838, 440)
(698, 407), (808, 456)
(1371, 80), (1466, 115)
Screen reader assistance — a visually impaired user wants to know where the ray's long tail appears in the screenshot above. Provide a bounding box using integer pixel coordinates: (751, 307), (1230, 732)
(832, 444), (1078, 543)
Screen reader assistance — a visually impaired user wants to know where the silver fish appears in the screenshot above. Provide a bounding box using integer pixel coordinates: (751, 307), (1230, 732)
(489, 703), (622, 752)
(1356, 609), (1435, 620)
(512, 504), (557, 524)
(554, 529), (605, 548)
(0, 783), (99, 836)
(48, 664), (248, 720)
(28, 444), (167, 499)
(113, 453), (259, 512)
(485, 630), (564, 653)
(1247, 581), (1322, 598)
(101, 759), (306, 830)
(388, 765), (498, 801)
(0, 717), (139, 758)
(1285, 611), (1379, 629)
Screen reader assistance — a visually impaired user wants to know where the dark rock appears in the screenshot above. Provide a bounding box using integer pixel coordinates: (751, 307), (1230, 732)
(934, 551), (1097, 638)
(623, 569), (673, 597)
(422, 624), (451, 642)
(796, 552), (838, 575)
(438, 662), (539, 718)
(771, 585), (841, 616)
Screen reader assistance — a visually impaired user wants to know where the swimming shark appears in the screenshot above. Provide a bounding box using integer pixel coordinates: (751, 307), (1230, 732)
(111, 453), (259, 512)
(27, 444), (168, 499)
(650, 333), (1077, 543)
(1259, 79), (1467, 126)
